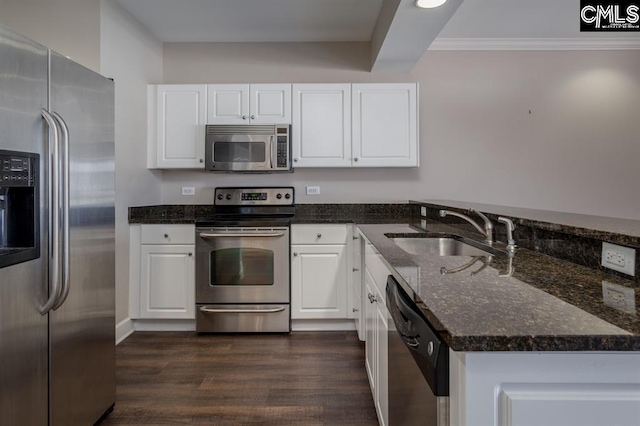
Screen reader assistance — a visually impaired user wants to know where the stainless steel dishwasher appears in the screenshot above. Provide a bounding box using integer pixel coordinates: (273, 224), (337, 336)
(386, 275), (450, 426)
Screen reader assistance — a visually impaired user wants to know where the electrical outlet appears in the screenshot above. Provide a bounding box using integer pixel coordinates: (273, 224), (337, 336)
(306, 186), (320, 195)
(181, 186), (195, 196)
(602, 281), (636, 315)
(601, 242), (635, 276)
(421, 206), (427, 217)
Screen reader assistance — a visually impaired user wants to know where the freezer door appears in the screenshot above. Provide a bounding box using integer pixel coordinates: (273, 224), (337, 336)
(49, 51), (115, 426)
(0, 26), (49, 426)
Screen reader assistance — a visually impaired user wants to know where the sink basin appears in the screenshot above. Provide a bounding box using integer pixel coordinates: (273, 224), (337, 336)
(390, 237), (491, 257)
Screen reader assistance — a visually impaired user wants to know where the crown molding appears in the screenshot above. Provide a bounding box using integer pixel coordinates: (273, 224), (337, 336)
(429, 37), (640, 51)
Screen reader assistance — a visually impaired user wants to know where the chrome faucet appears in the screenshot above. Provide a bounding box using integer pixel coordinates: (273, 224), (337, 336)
(498, 217), (517, 252)
(439, 209), (493, 244)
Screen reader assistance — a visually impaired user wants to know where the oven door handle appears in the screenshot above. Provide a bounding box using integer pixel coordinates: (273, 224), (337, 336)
(199, 232), (286, 238)
(199, 306), (286, 314)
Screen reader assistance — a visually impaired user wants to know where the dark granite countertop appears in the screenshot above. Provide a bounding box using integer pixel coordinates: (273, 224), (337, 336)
(358, 222), (640, 352)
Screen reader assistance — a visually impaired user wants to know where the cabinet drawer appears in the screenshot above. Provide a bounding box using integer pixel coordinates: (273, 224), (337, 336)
(365, 242), (391, 298)
(141, 224), (195, 245)
(291, 224), (348, 244)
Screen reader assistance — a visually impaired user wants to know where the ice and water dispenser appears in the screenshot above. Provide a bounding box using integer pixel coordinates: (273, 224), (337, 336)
(0, 150), (39, 268)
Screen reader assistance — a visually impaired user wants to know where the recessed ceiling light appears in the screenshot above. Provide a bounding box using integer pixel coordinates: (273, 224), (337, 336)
(416, 0), (447, 8)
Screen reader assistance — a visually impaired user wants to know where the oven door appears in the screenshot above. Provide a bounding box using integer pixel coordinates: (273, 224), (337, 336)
(205, 133), (274, 172)
(195, 227), (289, 304)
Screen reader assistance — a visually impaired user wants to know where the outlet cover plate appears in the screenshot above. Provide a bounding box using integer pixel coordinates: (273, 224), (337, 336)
(601, 242), (635, 276)
(602, 281), (636, 315)
(306, 186), (320, 195)
(181, 186), (195, 196)
(421, 206), (427, 217)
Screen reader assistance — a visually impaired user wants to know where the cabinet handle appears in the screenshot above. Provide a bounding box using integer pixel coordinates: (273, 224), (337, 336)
(353, 308), (359, 313)
(293, 252), (298, 257)
(317, 233), (322, 238)
(250, 115), (255, 120)
(242, 115), (247, 120)
(164, 233), (169, 238)
(199, 158), (203, 163)
(353, 235), (359, 240)
(354, 157), (359, 162)
(293, 158), (298, 162)
(188, 252), (193, 256)
(352, 267), (359, 272)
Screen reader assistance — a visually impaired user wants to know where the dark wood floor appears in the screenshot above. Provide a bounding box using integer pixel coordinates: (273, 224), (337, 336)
(102, 331), (379, 425)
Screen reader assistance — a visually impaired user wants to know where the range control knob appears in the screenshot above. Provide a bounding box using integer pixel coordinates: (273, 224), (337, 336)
(285, 193), (291, 199)
(226, 194), (232, 200)
(217, 193), (223, 200)
(276, 193), (282, 199)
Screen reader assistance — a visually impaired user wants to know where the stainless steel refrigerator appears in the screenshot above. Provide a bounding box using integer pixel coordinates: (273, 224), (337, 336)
(0, 25), (115, 425)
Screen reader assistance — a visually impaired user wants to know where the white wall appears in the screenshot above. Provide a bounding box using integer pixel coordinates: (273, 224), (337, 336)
(420, 50), (640, 220)
(161, 42), (426, 205)
(160, 44), (640, 220)
(100, 0), (163, 325)
(0, 0), (101, 72)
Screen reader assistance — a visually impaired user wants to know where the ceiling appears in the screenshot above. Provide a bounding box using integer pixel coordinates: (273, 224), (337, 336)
(116, 0), (640, 71)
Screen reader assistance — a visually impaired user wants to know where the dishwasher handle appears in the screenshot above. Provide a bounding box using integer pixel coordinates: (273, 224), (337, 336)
(386, 275), (450, 397)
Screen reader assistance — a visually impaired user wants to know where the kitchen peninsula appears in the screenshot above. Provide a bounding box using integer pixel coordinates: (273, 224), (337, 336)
(129, 200), (640, 425)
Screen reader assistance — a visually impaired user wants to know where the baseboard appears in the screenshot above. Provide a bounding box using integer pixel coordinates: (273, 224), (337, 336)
(115, 318), (135, 345)
(291, 319), (356, 332)
(133, 319), (196, 332)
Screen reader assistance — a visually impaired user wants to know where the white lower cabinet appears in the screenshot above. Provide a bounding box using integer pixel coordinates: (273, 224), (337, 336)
(362, 231), (390, 426)
(130, 225), (195, 320)
(364, 266), (389, 426)
(349, 229), (364, 340)
(291, 224), (349, 319)
(450, 351), (640, 426)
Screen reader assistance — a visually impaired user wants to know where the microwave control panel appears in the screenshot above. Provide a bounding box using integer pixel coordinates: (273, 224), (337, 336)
(275, 125), (289, 169)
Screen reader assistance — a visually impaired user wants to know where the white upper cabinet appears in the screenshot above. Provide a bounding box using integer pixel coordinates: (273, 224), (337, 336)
(149, 85), (206, 169)
(292, 84), (351, 167)
(352, 83), (418, 167)
(148, 83), (417, 169)
(293, 83), (418, 168)
(207, 84), (291, 125)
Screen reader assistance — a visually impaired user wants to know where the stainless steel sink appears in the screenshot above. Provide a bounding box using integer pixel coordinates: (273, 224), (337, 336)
(389, 237), (491, 257)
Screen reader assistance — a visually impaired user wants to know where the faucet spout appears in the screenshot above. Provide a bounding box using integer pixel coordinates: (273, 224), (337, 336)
(439, 209), (494, 244)
(497, 217), (517, 252)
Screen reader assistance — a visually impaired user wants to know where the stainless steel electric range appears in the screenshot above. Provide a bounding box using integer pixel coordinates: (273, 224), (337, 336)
(195, 187), (295, 333)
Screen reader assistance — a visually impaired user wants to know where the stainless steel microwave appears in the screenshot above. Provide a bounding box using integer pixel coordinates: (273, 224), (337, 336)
(205, 124), (291, 172)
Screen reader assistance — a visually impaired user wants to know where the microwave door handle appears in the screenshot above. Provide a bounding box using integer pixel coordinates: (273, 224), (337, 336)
(269, 135), (274, 169)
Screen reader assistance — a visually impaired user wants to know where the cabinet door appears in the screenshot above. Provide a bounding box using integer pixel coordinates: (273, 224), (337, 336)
(206, 84), (249, 124)
(140, 245), (195, 319)
(250, 84), (291, 124)
(291, 244), (348, 319)
(375, 290), (389, 426)
(155, 85), (206, 168)
(364, 267), (377, 394)
(348, 228), (364, 340)
(292, 84), (351, 167)
(352, 83), (418, 167)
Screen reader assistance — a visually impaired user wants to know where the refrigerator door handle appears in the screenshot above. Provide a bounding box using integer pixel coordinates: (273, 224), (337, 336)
(40, 109), (62, 315)
(51, 112), (70, 310)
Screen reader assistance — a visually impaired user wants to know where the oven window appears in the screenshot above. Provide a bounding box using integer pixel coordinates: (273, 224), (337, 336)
(214, 142), (266, 163)
(209, 248), (274, 286)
